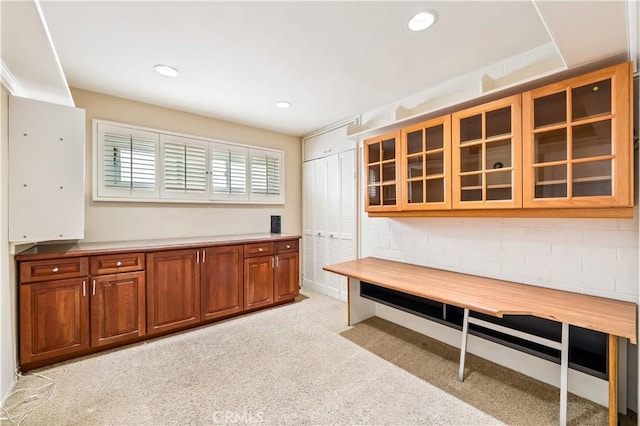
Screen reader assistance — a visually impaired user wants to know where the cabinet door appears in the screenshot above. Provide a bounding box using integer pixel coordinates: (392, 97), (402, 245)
(452, 95), (522, 209)
(244, 256), (273, 310)
(401, 116), (452, 210)
(522, 62), (632, 208)
(201, 246), (243, 321)
(90, 271), (146, 347)
(146, 249), (200, 334)
(274, 253), (299, 303)
(8, 96), (85, 242)
(20, 278), (89, 365)
(365, 131), (401, 212)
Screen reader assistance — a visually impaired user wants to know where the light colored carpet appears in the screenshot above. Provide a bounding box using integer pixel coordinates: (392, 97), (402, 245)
(341, 316), (637, 426)
(1, 290), (502, 425)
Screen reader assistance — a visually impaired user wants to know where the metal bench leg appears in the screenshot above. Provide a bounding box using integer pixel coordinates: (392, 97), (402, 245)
(458, 308), (470, 382)
(559, 322), (569, 426)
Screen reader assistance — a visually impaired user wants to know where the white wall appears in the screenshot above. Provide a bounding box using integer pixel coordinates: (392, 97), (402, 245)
(0, 87), (17, 402)
(71, 88), (302, 242)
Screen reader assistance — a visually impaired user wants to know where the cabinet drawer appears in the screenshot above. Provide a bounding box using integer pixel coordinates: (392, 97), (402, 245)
(244, 242), (274, 258)
(90, 252), (145, 275)
(20, 257), (89, 283)
(275, 240), (298, 254)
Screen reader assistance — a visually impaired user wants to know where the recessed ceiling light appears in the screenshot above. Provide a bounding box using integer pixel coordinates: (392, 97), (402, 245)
(276, 101), (291, 109)
(154, 64), (180, 77)
(408, 11), (437, 32)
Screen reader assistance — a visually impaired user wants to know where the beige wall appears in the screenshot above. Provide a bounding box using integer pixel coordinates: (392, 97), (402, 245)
(71, 88), (302, 242)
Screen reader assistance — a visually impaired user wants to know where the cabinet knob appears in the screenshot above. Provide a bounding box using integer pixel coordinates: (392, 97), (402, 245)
(116, 261), (122, 267)
(52, 267), (59, 273)
(286, 245), (291, 249)
(258, 248), (263, 252)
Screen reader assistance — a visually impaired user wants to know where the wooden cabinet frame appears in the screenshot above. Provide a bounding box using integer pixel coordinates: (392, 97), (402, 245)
(452, 95), (522, 209)
(522, 62), (633, 208)
(401, 116), (452, 210)
(364, 131), (401, 212)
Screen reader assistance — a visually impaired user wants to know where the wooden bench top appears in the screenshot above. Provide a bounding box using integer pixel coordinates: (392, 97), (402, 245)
(324, 257), (637, 343)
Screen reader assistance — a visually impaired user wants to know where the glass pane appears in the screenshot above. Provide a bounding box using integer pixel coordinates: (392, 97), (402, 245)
(368, 165), (380, 184)
(407, 156), (423, 178)
(460, 115), (482, 143)
(572, 121), (612, 159)
(461, 189), (482, 202)
(408, 180), (423, 204)
(460, 174), (482, 189)
(487, 187), (512, 201)
(535, 129), (567, 163)
(426, 125), (444, 151)
(486, 139), (511, 170)
(572, 79), (611, 121)
(534, 92), (566, 128)
(426, 152), (444, 176)
(407, 130), (423, 155)
(382, 163), (396, 182)
(487, 171), (511, 201)
(426, 178), (445, 203)
(535, 165), (567, 199)
(382, 138), (396, 161)
(368, 185), (380, 206)
(486, 107), (511, 138)
(487, 171), (511, 188)
(382, 185), (396, 205)
(460, 144), (482, 172)
(368, 142), (380, 163)
(573, 160), (612, 197)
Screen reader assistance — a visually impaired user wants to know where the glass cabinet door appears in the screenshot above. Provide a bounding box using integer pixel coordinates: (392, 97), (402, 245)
(452, 95), (522, 209)
(364, 131), (401, 212)
(401, 116), (451, 210)
(523, 62), (632, 208)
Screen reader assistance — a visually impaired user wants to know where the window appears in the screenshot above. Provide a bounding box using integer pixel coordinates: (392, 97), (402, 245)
(249, 149), (284, 203)
(96, 123), (159, 198)
(160, 135), (208, 200)
(210, 143), (248, 202)
(93, 120), (285, 204)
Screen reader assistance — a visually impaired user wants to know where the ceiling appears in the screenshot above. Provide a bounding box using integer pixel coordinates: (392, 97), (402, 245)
(1, 1), (637, 137)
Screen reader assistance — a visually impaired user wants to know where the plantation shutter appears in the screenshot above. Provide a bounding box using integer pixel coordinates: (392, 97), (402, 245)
(160, 135), (208, 200)
(249, 149), (284, 203)
(210, 143), (248, 201)
(97, 123), (159, 198)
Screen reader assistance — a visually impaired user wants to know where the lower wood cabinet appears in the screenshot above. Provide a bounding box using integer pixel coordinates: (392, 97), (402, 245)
(17, 236), (299, 370)
(146, 249), (201, 335)
(201, 246), (243, 320)
(244, 239), (300, 309)
(274, 252), (299, 302)
(90, 271), (146, 347)
(244, 256), (275, 310)
(19, 277), (90, 365)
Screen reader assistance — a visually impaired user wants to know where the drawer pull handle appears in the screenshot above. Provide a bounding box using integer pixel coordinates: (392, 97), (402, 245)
(52, 267), (59, 273)
(258, 248), (263, 252)
(116, 261), (122, 267)
(286, 245), (291, 249)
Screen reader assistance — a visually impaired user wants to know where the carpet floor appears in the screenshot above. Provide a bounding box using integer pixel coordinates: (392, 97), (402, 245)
(1, 289), (634, 425)
(2, 290), (501, 425)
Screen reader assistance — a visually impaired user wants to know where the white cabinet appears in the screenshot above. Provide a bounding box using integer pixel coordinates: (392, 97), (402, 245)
(9, 96), (85, 242)
(303, 125), (356, 162)
(302, 149), (355, 301)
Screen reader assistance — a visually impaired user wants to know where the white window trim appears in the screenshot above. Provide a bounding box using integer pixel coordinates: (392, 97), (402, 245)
(92, 119), (285, 204)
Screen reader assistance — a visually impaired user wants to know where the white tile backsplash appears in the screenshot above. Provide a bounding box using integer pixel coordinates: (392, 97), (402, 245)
(361, 214), (639, 300)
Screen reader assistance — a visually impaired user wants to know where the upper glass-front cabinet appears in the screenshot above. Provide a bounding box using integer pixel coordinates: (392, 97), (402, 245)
(452, 95), (522, 209)
(401, 116), (451, 210)
(364, 131), (401, 212)
(522, 62), (633, 208)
